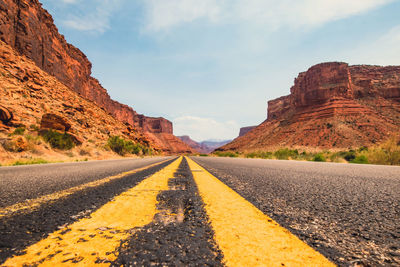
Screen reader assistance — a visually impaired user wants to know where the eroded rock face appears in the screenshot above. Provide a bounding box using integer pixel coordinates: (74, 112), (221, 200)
(0, 0), (191, 153)
(239, 126), (257, 137)
(40, 113), (71, 132)
(0, 0), (143, 127)
(0, 105), (13, 124)
(221, 62), (400, 151)
(137, 115), (173, 134)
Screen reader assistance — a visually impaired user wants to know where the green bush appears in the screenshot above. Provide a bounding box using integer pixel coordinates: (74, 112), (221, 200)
(12, 158), (49, 166)
(350, 155), (369, 164)
(107, 136), (149, 156)
(312, 153), (326, 162)
(368, 136), (400, 165)
(199, 154), (209, 157)
(342, 151), (356, 162)
(41, 130), (75, 150)
(246, 151), (273, 159)
(12, 127), (25, 135)
(274, 148), (299, 160)
(214, 151), (239, 158)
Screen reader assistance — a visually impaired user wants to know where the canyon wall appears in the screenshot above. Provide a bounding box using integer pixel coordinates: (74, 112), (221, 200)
(0, 0), (192, 153)
(0, 0), (170, 132)
(220, 62), (400, 151)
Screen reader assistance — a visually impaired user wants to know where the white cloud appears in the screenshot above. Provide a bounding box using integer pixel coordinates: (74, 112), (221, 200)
(144, 0), (221, 31)
(173, 116), (239, 142)
(142, 0), (394, 32)
(62, 0), (122, 33)
(61, 0), (78, 3)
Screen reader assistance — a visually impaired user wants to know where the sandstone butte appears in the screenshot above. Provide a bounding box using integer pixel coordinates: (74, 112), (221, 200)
(0, 0), (195, 154)
(220, 62), (400, 152)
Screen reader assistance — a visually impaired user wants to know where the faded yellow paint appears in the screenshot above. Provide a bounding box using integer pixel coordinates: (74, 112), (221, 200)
(3, 157), (182, 267)
(186, 157), (336, 267)
(0, 158), (172, 218)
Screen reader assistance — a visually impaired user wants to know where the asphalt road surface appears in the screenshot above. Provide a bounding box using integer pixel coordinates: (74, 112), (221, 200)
(191, 156), (400, 266)
(0, 156), (399, 266)
(0, 157), (173, 207)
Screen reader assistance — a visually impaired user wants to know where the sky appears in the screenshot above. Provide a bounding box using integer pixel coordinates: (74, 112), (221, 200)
(40, 0), (400, 142)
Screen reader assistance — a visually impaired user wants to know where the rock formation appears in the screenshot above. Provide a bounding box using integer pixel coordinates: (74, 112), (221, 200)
(0, 40), (150, 159)
(239, 126), (256, 137)
(0, 0), (191, 153)
(40, 113), (71, 132)
(220, 62), (400, 151)
(0, 104), (13, 124)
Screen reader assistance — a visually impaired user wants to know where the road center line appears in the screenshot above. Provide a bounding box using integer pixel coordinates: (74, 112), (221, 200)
(2, 157), (182, 266)
(186, 157), (336, 267)
(0, 158), (172, 218)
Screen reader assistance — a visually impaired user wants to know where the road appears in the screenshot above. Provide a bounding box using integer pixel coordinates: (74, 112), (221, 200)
(192, 157), (400, 266)
(0, 156), (399, 266)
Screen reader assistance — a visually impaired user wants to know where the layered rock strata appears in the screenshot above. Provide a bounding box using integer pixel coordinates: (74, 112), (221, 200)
(220, 62), (400, 151)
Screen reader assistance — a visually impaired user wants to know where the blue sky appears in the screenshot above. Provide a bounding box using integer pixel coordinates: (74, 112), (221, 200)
(40, 0), (400, 142)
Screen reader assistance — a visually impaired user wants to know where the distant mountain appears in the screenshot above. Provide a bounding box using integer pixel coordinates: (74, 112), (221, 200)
(178, 137), (232, 153)
(200, 140), (232, 150)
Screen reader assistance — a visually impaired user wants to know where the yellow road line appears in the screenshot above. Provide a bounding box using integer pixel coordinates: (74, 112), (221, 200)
(3, 157), (182, 267)
(0, 158), (172, 218)
(186, 157), (336, 267)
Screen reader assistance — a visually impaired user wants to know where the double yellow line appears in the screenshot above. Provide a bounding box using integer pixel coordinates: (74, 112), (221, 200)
(3, 157), (335, 266)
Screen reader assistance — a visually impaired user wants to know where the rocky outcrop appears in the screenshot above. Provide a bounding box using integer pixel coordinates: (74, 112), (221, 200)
(137, 115), (173, 134)
(220, 62), (400, 151)
(0, 0), (191, 153)
(239, 126), (256, 137)
(145, 133), (197, 154)
(0, 40), (150, 152)
(0, 105), (13, 124)
(40, 113), (71, 132)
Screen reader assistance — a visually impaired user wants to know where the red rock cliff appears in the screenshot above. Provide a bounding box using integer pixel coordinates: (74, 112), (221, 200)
(0, 0), (143, 126)
(0, 0), (191, 153)
(220, 62), (400, 151)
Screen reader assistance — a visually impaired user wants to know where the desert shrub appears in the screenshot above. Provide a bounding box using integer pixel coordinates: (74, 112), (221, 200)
(107, 136), (129, 155)
(11, 127), (25, 135)
(29, 124), (39, 131)
(368, 136), (400, 165)
(358, 146), (368, 153)
(350, 155), (369, 164)
(79, 148), (91, 156)
(274, 148), (299, 160)
(214, 151), (239, 158)
(342, 150), (356, 162)
(246, 151), (273, 159)
(12, 158), (49, 166)
(312, 153), (326, 162)
(25, 134), (42, 145)
(41, 130), (75, 150)
(107, 136), (149, 156)
(199, 154), (209, 157)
